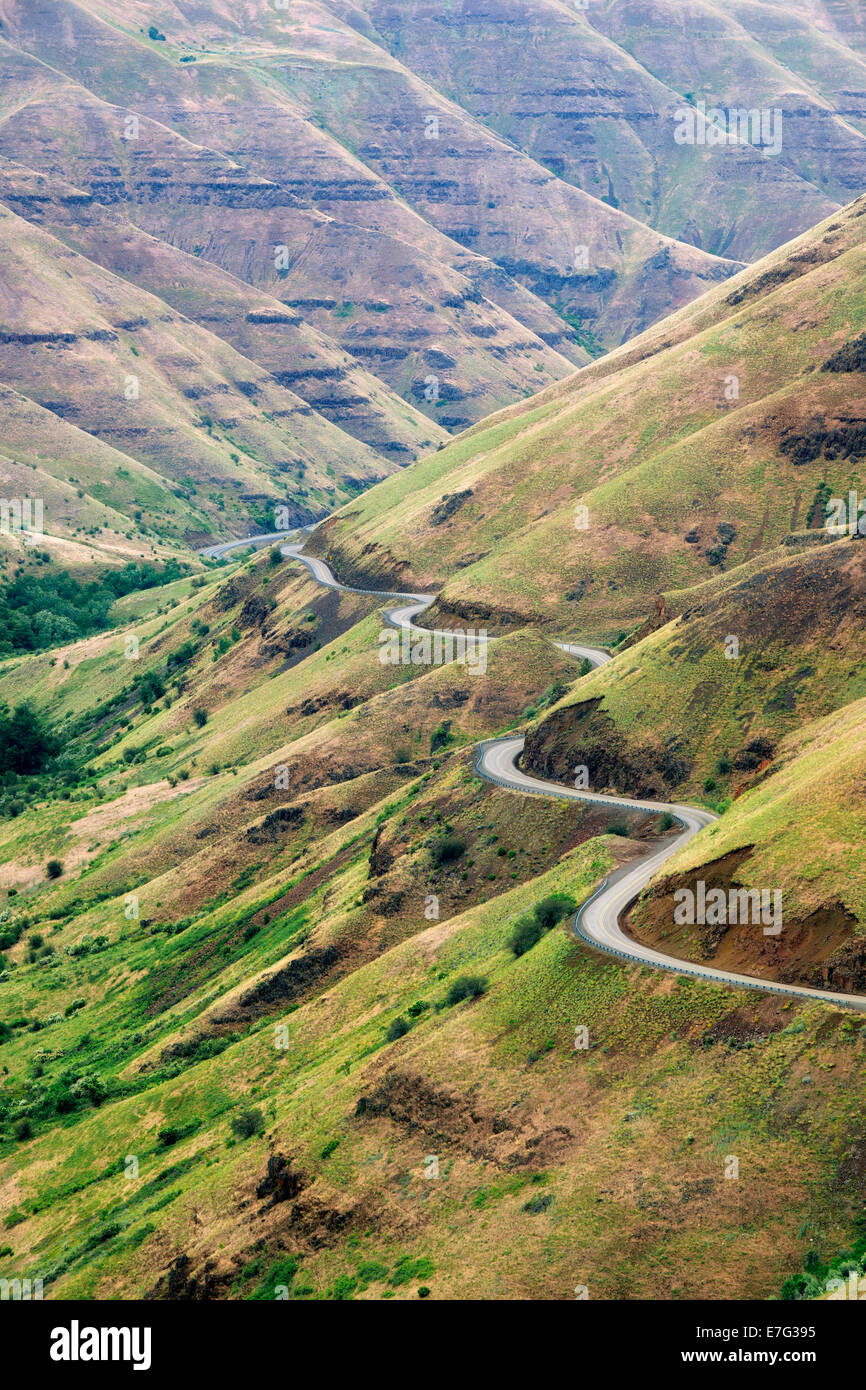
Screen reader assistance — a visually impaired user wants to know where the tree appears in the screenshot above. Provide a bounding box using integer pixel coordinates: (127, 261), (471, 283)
(230, 1107), (265, 1139)
(0, 703), (59, 775)
(137, 672), (165, 705)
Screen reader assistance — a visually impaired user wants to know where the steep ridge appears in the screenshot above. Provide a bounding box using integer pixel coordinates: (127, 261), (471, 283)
(0, 0), (747, 434)
(307, 195), (866, 632)
(0, 198), (399, 546)
(342, 0), (861, 257)
(0, 45), (446, 460)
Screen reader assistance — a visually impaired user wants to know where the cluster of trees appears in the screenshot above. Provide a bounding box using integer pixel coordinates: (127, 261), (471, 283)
(0, 703), (58, 775)
(0, 559), (188, 655)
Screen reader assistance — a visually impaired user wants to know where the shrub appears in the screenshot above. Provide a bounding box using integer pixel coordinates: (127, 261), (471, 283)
(522, 1193), (553, 1214)
(250, 1255), (299, 1301)
(385, 1016), (410, 1042)
(137, 672), (165, 704)
(388, 1255), (434, 1286)
(193, 708), (208, 727)
(607, 822), (629, 837)
(0, 703), (58, 774)
(444, 975), (487, 1007)
(509, 915), (544, 957)
(780, 1272), (823, 1301)
(430, 834), (465, 868)
(534, 893), (576, 930)
(509, 893), (576, 957)
(230, 1108), (265, 1140)
(45, 859), (63, 880)
(13, 1118), (32, 1141)
(658, 812), (676, 831)
(429, 721), (452, 753)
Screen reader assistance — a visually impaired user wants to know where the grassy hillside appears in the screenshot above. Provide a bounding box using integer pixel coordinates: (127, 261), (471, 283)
(3, 190), (866, 1304)
(1, 509), (864, 1303)
(627, 694), (866, 996)
(522, 534), (866, 803)
(309, 195), (866, 635)
(2, 818), (865, 1300)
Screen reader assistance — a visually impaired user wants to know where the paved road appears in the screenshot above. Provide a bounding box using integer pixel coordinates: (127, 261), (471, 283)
(476, 735), (865, 1010)
(202, 529), (865, 1009)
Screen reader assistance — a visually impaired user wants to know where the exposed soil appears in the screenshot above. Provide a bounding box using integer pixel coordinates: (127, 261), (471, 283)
(353, 1067), (577, 1169)
(523, 696), (694, 799)
(627, 849), (864, 989)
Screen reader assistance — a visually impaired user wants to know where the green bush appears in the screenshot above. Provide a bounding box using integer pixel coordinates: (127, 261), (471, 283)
(0, 704), (58, 774)
(388, 1255), (434, 1286)
(230, 1108), (265, 1140)
(430, 834), (465, 868)
(534, 894), (576, 930)
(780, 1272), (823, 1300)
(509, 915), (544, 957)
(45, 859), (63, 880)
(137, 672), (165, 705)
(250, 1255), (299, 1301)
(443, 975), (487, 1007)
(429, 721), (452, 753)
(385, 1016), (410, 1042)
(510, 894), (576, 956)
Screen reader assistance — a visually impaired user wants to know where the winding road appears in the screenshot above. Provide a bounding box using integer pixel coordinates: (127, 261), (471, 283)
(201, 530), (865, 1012)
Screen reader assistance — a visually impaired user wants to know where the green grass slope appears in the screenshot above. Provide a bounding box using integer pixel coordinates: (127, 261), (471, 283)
(309, 196), (866, 634)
